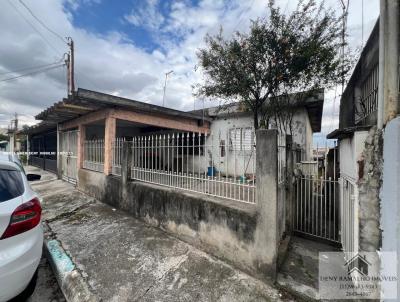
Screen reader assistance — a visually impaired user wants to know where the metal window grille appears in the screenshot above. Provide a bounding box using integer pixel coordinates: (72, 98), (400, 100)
(130, 131), (256, 203)
(228, 127), (254, 152)
(83, 139), (104, 172)
(112, 138), (125, 176)
(355, 64), (379, 124)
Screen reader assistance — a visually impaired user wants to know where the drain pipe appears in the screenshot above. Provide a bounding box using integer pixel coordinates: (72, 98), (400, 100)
(384, 0), (399, 124)
(378, 0), (399, 129)
(377, 0), (386, 129)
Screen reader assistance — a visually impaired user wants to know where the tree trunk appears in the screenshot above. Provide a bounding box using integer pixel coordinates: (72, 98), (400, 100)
(253, 110), (259, 129)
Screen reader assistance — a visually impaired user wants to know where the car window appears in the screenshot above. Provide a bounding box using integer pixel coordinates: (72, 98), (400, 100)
(0, 169), (24, 202)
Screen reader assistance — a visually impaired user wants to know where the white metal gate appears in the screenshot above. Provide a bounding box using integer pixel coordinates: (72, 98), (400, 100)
(294, 175), (340, 243)
(60, 130), (78, 184)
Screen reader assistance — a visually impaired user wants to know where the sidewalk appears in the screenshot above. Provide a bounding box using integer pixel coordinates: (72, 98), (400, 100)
(28, 167), (293, 302)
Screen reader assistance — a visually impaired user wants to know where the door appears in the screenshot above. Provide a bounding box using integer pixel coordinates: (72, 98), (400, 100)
(60, 130), (78, 184)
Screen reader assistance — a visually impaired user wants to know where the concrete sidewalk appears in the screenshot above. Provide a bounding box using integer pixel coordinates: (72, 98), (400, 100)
(28, 167), (293, 302)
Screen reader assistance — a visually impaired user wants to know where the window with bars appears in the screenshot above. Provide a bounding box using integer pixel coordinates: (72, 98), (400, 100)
(228, 127), (254, 151)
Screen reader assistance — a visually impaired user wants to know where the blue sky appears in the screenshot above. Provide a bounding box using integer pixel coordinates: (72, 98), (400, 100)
(0, 0), (380, 147)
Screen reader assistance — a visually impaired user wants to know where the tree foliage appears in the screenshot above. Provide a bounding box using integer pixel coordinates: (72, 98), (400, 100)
(195, 0), (353, 130)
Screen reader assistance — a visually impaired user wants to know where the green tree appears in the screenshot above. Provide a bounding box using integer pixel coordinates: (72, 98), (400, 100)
(195, 0), (352, 130)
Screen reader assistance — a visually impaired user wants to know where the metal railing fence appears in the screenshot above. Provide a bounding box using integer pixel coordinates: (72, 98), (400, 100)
(112, 138), (125, 176)
(83, 139), (104, 172)
(130, 132), (256, 203)
(341, 176), (358, 260)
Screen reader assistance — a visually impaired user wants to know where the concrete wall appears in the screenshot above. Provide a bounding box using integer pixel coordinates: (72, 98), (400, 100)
(339, 130), (369, 181)
(78, 168), (276, 280)
(357, 126), (382, 253)
(380, 117), (400, 299)
(77, 129), (282, 280)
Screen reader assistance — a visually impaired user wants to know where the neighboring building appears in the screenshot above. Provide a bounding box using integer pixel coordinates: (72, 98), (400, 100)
(22, 88), (211, 183)
(23, 88), (323, 184)
(327, 20), (380, 183)
(192, 90), (324, 176)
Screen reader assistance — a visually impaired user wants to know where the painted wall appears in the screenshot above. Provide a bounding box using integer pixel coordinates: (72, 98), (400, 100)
(339, 131), (369, 181)
(380, 117), (400, 299)
(77, 168), (277, 280)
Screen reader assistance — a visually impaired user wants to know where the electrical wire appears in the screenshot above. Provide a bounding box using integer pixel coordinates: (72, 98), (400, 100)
(0, 63), (65, 83)
(0, 58), (64, 75)
(18, 0), (67, 44)
(6, 0), (62, 55)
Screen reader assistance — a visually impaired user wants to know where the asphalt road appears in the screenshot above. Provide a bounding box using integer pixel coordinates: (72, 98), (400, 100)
(27, 255), (65, 302)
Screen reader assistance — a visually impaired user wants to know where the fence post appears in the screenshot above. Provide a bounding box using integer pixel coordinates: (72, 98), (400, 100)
(256, 129), (278, 278)
(285, 135), (294, 233)
(121, 141), (132, 196)
(56, 124), (62, 179)
(77, 124), (85, 170)
(104, 116), (116, 175)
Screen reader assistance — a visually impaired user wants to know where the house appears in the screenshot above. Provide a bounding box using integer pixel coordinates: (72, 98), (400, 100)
(191, 90), (324, 177)
(23, 88), (323, 185)
(326, 5), (400, 296)
(327, 20), (380, 184)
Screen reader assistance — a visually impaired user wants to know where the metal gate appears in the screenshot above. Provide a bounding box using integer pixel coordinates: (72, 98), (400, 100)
(60, 130), (78, 184)
(293, 175), (340, 243)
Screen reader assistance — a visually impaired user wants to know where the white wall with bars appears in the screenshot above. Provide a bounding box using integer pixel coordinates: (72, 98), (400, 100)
(130, 131), (257, 203)
(83, 139), (104, 173)
(355, 64), (379, 124)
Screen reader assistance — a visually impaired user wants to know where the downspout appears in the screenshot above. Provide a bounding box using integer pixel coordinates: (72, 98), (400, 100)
(378, 0), (399, 129)
(384, 0), (399, 124)
(377, 0), (386, 129)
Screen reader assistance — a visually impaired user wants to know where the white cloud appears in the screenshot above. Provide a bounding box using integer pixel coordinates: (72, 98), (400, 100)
(0, 0), (380, 134)
(124, 0), (165, 31)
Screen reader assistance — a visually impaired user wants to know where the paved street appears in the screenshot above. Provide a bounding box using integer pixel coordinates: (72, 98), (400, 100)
(27, 256), (65, 302)
(28, 167), (293, 302)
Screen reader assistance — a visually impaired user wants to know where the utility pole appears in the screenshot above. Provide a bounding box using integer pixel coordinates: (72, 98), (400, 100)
(14, 113), (18, 131)
(162, 70), (173, 107)
(66, 37), (75, 96)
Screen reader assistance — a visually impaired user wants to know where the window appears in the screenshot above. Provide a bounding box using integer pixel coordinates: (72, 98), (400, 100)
(229, 127), (254, 151)
(0, 169), (24, 202)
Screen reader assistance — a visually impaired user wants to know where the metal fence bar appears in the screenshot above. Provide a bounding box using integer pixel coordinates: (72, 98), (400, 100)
(130, 131), (256, 203)
(294, 174), (340, 243)
(341, 176), (358, 260)
(111, 138), (125, 176)
(83, 139), (105, 172)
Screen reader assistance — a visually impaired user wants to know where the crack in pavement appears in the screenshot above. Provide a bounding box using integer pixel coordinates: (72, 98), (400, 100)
(132, 248), (191, 302)
(45, 200), (97, 223)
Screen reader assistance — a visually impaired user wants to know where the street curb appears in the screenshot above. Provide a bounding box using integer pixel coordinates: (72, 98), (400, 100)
(43, 225), (98, 302)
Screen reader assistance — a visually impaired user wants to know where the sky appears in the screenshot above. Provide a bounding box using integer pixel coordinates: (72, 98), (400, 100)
(0, 0), (380, 145)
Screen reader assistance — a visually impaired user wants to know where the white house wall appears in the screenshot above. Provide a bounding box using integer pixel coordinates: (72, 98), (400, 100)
(339, 131), (368, 181)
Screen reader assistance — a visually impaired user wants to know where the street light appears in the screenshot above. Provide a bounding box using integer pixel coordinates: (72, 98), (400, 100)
(162, 70), (173, 107)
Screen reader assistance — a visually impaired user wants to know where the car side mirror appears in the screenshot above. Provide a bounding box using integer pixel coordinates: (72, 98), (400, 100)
(27, 174), (41, 181)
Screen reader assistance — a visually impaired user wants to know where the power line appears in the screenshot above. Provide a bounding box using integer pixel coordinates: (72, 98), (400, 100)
(6, 0), (62, 55)
(0, 58), (64, 75)
(18, 0), (67, 45)
(0, 63), (65, 83)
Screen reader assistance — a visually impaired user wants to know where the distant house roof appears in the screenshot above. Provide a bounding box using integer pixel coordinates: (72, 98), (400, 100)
(22, 88), (210, 135)
(327, 125), (372, 139)
(191, 89), (324, 132)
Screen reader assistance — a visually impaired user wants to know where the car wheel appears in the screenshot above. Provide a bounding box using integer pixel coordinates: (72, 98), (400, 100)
(8, 269), (38, 302)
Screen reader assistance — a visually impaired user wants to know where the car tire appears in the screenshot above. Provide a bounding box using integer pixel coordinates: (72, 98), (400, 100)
(8, 269), (38, 302)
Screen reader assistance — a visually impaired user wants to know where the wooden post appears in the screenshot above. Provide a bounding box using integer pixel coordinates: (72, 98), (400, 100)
(77, 124), (85, 169)
(104, 116), (116, 175)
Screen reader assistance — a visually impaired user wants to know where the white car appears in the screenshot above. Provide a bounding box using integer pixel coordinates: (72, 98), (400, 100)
(0, 153), (43, 302)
